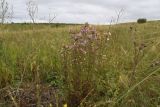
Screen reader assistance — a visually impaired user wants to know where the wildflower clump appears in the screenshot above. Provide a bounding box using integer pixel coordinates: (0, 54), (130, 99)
(61, 23), (111, 107)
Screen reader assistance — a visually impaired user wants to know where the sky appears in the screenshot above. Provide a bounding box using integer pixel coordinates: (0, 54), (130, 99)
(8, 0), (160, 24)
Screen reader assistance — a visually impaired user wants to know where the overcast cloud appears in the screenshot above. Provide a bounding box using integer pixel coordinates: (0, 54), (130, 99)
(8, 0), (160, 24)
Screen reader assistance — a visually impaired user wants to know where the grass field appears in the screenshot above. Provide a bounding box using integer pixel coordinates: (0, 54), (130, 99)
(0, 22), (160, 107)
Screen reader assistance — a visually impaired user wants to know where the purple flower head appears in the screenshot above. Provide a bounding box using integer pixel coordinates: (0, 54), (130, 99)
(81, 27), (89, 34)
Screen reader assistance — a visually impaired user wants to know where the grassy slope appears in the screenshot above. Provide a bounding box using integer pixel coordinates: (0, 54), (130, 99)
(0, 22), (160, 107)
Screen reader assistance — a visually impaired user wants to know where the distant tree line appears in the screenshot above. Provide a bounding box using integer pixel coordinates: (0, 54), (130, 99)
(137, 18), (147, 24)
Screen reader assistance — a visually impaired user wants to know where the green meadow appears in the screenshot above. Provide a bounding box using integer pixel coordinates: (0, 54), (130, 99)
(0, 22), (160, 107)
